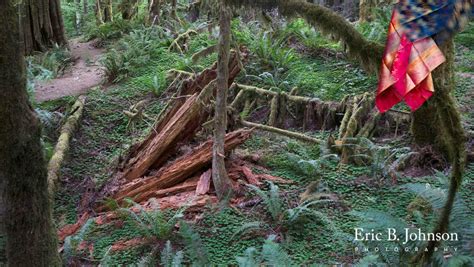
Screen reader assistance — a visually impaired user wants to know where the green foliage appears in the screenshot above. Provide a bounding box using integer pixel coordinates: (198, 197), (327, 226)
(101, 26), (175, 83)
(251, 32), (297, 74)
(356, 7), (392, 43)
(26, 44), (73, 89)
(63, 218), (95, 263)
(352, 171), (474, 266)
(344, 137), (414, 180)
(84, 19), (136, 42)
(160, 241), (184, 267)
(179, 222), (209, 266)
(279, 18), (338, 49)
(119, 199), (185, 240)
(235, 235), (294, 266)
(248, 182), (283, 222)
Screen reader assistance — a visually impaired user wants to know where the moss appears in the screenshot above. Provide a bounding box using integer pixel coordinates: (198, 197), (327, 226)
(225, 0), (384, 73)
(411, 39), (467, 263)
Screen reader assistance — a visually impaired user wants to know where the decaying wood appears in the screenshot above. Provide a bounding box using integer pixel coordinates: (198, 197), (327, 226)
(120, 49), (247, 173)
(121, 80), (216, 182)
(241, 165), (261, 185)
(57, 213), (89, 241)
(232, 83), (410, 134)
(48, 96), (86, 197)
(196, 169), (212, 195)
(110, 129), (253, 205)
(241, 120), (321, 144)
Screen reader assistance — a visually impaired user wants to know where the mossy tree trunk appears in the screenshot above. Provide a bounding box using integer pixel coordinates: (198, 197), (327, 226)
(148, 0), (162, 24)
(411, 39), (467, 263)
(212, 2), (233, 201)
(120, 0), (140, 20)
(95, 0), (113, 24)
(21, 0), (67, 55)
(0, 1), (61, 266)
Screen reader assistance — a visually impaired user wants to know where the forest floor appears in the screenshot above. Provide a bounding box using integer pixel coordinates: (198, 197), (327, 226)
(35, 38), (104, 102)
(31, 18), (474, 266)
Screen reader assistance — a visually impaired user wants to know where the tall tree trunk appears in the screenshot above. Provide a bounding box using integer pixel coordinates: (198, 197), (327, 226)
(21, 0), (67, 55)
(411, 39), (467, 263)
(120, 0), (140, 20)
(84, 0), (88, 15)
(104, 0), (113, 22)
(0, 1), (61, 266)
(212, 2), (233, 201)
(148, 0), (162, 24)
(75, 0), (82, 32)
(95, 0), (113, 24)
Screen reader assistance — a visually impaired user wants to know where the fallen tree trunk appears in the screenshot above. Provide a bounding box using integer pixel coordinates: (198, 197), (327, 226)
(121, 80), (216, 182)
(48, 96), (86, 197)
(120, 49), (247, 173)
(110, 129), (253, 205)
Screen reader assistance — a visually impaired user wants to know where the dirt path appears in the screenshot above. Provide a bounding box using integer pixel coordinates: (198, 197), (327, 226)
(35, 38), (105, 102)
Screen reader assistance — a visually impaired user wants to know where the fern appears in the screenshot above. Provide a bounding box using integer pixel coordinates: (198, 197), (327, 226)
(160, 240), (184, 267)
(231, 221), (264, 240)
(247, 181), (283, 222)
(179, 222), (209, 266)
(63, 218), (95, 263)
(236, 235), (294, 267)
(119, 199), (185, 240)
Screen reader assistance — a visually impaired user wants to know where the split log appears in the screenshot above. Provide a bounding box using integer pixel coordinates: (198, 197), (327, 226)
(110, 129), (253, 205)
(121, 80), (216, 181)
(241, 165), (261, 185)
(57, 213), (89, 242)
(241, 120), (321, 144)
(120, 49), (247, 173)
(196, 169), (212, 195)
(48, 96), (86, 197)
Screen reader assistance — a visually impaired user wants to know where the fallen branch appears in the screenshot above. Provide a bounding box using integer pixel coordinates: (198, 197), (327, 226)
(241, 120), (321, 144)
(48, 96), (86, 197)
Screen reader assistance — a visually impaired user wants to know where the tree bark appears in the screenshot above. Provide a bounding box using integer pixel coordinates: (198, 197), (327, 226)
(212, 3), (233, 200)
(95, 0), (113, 24)
(120, 0), (140, 20)
(21, 0), (67, 55)
(411, 39), (467, 263)
(75, 0), (82, 32)
(0, 1), (61, 265)
(148, 0), (162, 24)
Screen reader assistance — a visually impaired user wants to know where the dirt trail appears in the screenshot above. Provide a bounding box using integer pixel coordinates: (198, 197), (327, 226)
(35, 38), (105, 102)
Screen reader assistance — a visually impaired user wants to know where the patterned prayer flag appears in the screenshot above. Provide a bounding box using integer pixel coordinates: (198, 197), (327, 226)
(376, 9), (446, 113)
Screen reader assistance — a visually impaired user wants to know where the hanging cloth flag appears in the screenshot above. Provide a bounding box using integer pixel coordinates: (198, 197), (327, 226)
(376, 1), (472, 113)
(376, 9), (446, 113)
(396, 0), (472, 44)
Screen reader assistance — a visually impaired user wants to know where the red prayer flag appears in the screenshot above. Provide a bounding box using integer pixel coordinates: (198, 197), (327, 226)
(376, 10), (446, 113)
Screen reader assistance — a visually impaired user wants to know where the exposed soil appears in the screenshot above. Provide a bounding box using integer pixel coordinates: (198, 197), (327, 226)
(35, 38), (105, 102)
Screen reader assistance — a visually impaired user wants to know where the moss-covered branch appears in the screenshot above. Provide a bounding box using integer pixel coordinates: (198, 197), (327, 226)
(224, 0), (384, 73)
(241, 120), (321, 144)
(47, 96), (86, 197)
